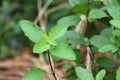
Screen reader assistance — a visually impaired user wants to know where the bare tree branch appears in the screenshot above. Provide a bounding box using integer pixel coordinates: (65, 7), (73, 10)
(34, 0), (53, 31)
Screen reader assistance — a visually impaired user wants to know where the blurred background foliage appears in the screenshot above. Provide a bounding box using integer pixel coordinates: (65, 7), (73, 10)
(0, 0), (71, 59)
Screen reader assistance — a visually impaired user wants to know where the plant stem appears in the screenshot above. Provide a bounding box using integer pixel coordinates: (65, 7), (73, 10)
(85, 0), (93, 72)
(47, 50), (57, 80)
(34, 0), (53, 26)
(86, 0), (91, 37)
(86, 46), (92, 72)
(44, 2), (69, 26)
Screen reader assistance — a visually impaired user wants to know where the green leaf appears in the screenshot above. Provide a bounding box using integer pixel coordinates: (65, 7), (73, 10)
(65, 30), (84, 48)
(75, 67), (94, 80)
(89, 9), (108, 19)
(55, 35), (67, 44)
(23, 68), (46, 80)
(65, 30), (84, 41)
(33, 40), (50, 53)
(74, 50), (82, 64)
(110, 19), (120, 29)
(57, 15), (81, 26)
(68, 0), (87, 7)
(96, 56), (115, 68)
(62, 64), (73, 71)
(19, 20), (44, 43)
(90, 35), (111, 48)
(116, 67), (120, 80)
(96, 69), (106, 80)
(112, 30), (120, 36)
(114, 50), (120, 59)
(89, 1), (103, 9)
(111, 37), (120, 47)
(51, 43), (76, 60)
(72, 4), (88, 14)
(104, 0), (120, 20)
(98, 44), (118, 53)
(100, 28), (113, 38)
(84, 37), (90, 46)
(49, 23), (69, 40)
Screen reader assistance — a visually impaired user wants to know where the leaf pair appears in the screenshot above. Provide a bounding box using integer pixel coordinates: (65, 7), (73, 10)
(69, 0), (108, 19)
(104, 0), (120, 20)
(75, 67), (106, 80)
(104, 0), (120, 33)
(19, 20), (69, 53)
(90, 35), (118, 53)
(19, 20), (77, 60)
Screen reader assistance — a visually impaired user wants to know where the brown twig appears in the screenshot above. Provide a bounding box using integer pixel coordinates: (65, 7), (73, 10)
(47, 50), (57, 80)
(75, 15), (87, 34)
(44, 3), (68, 26)
(34, 0), (53, 30)
(46, 3), (69, 15)
(37, 0), (45, 29)
(34, 0), (47, 69)
(86, 47), (92, 72)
